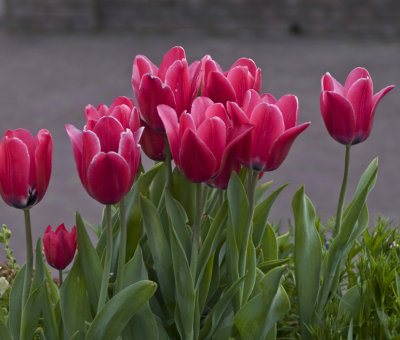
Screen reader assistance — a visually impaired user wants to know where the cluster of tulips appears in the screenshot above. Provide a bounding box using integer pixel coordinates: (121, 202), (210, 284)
(0, 46), (395, 339)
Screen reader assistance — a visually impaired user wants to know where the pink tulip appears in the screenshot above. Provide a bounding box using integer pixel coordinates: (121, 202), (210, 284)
(66, 116), (143, 204)
(228, 89), (310, 172)
(320, 67), (395, 145)
(140, 120), (166, 161)
(158, 97), (252, 183)
(201, 55), (262, 107)
(132, 46), (201, 132)
(43, 223), (77, 270)
(0, 129), (52, 209)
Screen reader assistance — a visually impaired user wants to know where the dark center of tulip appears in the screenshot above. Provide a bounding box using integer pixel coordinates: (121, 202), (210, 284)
(26, 183), (38, 207)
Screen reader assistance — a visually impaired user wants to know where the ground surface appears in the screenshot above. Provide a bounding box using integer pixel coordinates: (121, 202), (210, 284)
(0, 31), (399, 263)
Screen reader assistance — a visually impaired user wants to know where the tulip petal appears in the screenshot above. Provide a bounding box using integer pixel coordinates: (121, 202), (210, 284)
(242, 90), (262, 117)
(224, 123), (254, 168)
(82, 130), (101, 189)
(253, 68), (262, 93)
(158, 104), (180, 162)
(93, 116), (125, 153)
(205, 103), (230, 127)
(230, 58), (257, 76)
(140, 121), (166, 161)
(206, 71), (237, 104)
(321, 72), (344, 95)
(179, 129), (217, 182)
(227, 66), (254, 106)
(179, 112), (196, 140)
(132, 55), (158, 99)
(201, 58), (223, 96)
(35, 130), (52, 204)
(197, 117), (226, 167)
(275, 95), (299, 129)
(191, 96), (214, 127)
(65, 124), (84, 183)
(129, 107), (141, 132)
(109, 96), (135, 112)
(87, 152), (131, 204)
(208, 151), (241, 190)
(0, 136), (30, 208)
(138, 74), (176, 131)
(119, 129), (141, 187)
(227, 102), (250, 126)
(158, 46), (186, 82)
(110, 104), (133, 131)
(265, 122), (310, 171)
(347, 78), (373, 141)
(321, 92), (356, 145)
(372, 85), (395, 116)
(250, 103), (285, 171)
(85, 104), (100, 124)
(344, 67), (370, 95)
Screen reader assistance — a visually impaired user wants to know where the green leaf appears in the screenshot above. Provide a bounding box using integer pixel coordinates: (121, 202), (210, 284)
(234, 266), (288, 339)
(169, 218), (195, 339)
(61, 256), (93, 338)
(198, 253), (214, 314)
(85, 280), (157, 340)
(242, 240), (256, 305)
(255, 181), (273, 203)
(7, 264), (25, 340)
(292, 186), (321, 337)
(76, 212), (102, 313)
(253, 184), (287, 246)
(338, 285), (361, 318)
(172, 167), (196, 225)
(150, 162), (167, 207)
(0, 319), (12, 340)
(140, 195), (175, 310)
(258, 258), (290, 273)
(261, 224), (278, 262)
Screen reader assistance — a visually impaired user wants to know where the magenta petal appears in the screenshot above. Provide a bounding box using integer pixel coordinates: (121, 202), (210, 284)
(227, 67), (254, 107)
(157, 104), (180, 163)
(205, 103), (230, 127)
(372, 85), (395, 115)
(35, 130), (52, 204)
(225, 123), (254, 168)
(85, 105), (100, 124)
(261, 93), (277, 104)
(206, 71), (237, 104)
(87, 152), (131, 204)
(179, 113), (196, 140)
(132, 55), (158, 99)
(242, 90), (262, 117)
(344, 67), (370, 95)
(129, 107), (141, 132)
(323, 92), (356, 145)
(250, 103), (285, 170)
(201, 58), (223, 96)
(140, 121), (166, 161)
(109, 96), (135, 112)
(119, 130), (141, 187)
(275, 95), (299, 129)
(230, 58), (257, 75)
(82, 130), (101, 189)
(321, 72), (344, 95)
(265, 123), (310, 171)
(93, 116), (125, 153)
(110, 104), (132, 130)
(158, 46), (186, 82)
(138, 74), (176, 131)
(65, 124), (84, 183)
(0, 137), (30, 208)
(253, 68), (262, 93)
(227, 102), (250, 126)
(165, 60), (191, 115)
(197, 117), (226, 167)
(191, 96), (214, 127)
(179, 129), (217, 183)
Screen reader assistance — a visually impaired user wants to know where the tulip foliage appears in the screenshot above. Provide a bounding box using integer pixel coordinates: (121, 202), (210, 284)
(0, 47), (395, 340)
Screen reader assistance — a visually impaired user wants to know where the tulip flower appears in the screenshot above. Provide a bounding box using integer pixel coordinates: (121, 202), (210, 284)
(43, 223), (77, 271)
(132, 46), (201, 132)
(201, 55), (262, 107)
(66, 116), (142, 205)
(158, 97), (253, 183)
(0, 129), (52, 209)
(320, 67), (395, 145)
(228, 89), (310, 172)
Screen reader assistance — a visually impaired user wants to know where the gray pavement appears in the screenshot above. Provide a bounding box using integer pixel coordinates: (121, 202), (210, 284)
(0, 31), (399, 263)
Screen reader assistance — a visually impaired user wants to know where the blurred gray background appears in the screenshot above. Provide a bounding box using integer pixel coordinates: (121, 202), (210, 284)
(0, 0), (399, 264)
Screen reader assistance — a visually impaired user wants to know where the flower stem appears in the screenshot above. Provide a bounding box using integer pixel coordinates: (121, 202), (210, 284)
(239, 169), (259, 280)
(334, 145), (351, 237)
(22, 208), (33, 309)
(116, 197), (126, 293)
(97, 204), (113, 312)
(190, 183), (203, 279)
(164, 136), (173, 192)
(59, 269), (63, 286)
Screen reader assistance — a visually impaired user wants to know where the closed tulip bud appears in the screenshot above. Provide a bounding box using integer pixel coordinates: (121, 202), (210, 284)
(320, 67), (395, 145)
(132, 46), (201, 132)
(43, 224), (77, 270)
(0, 129), (52, 209)
(228, 89), (310, 172)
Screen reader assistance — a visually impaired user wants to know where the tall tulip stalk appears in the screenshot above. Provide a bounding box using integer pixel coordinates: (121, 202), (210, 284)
(0, 47), (396, 340)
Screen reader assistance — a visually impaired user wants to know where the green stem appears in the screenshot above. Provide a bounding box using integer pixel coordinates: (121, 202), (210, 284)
(59, 269), (63, 286)
(334, 145), (351, 237)
(190, 183), (203, 279)
(164, 136), (173, 192)
(97, 204), (113, 312)
(22, 208), (33, 309)
(116, 196), (126, 293)
(239, 169), (259, 279)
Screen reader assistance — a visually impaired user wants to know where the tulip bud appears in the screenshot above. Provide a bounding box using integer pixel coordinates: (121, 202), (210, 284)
(43, 224), (77, 270)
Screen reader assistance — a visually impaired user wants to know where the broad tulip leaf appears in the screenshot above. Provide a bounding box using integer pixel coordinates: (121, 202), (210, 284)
(198, 253), (214, 314)
(76, 211), (102, 313)
(292, 186), (321, 337)
(261, 223), (278, 262)
(61, 256), (92, 338)
(85, 280), (157, 340)
(0, 319), (12, 340)
(7, 264), (25, 340)
(253, 184), (287, 247)
(338, 285), (361, 318)
(255, 180), (273, 203)
(258, 258), (290, 273)
(150, 162), (167, 207)
(234, 266), (288, 339)
(140, 195), (175, 310)
(242, 240), (256, 305)
(172, 167), (196, 224)
(165, 191), (192, 260)
(169, 219), (195, 339)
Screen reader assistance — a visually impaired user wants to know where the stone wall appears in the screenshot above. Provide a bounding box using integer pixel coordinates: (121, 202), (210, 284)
(3, 0), (400, 38)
